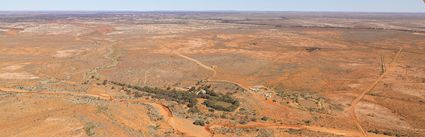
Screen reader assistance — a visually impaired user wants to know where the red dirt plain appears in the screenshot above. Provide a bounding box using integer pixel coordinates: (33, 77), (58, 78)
(0, 12), (424, 137)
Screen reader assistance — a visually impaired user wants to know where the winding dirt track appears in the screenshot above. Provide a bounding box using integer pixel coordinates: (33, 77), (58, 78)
(175, 52), (217, 80)
(348, 47), (403, 137)
(175, 53), (250, 91)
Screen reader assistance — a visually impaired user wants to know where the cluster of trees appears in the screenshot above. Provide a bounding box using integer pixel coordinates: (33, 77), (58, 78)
(108, 81), (239, 112)
(198, 86), (240, 112)
(109, 81), (200, 111)
(203, 97), (239, 112)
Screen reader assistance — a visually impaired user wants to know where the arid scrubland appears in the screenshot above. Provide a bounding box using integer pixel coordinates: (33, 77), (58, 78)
(0, 12), (425, 137)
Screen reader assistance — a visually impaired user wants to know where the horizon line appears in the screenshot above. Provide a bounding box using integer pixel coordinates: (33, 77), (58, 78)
(0, 10), (424, 14)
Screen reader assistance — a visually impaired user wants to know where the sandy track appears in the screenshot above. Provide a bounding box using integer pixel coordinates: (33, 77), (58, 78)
(175, 52), (250, 91)
(175, 52), (217, 80)
(348, 47), (403, 137)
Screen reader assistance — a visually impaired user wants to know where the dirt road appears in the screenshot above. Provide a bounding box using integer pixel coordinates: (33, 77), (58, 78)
(175, 52), (250, 91)
(348, 47), (403, 137)
(175, 52), (217, 80)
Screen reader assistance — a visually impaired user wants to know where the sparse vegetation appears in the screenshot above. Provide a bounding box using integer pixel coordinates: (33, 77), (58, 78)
(84, 122), (96, 137)
(256, 129), (274, 137)
(260, 116), (269, 121)
(305, 47), (321, 52)
(193, 119), (206, 126)
(368, 129), (402, 137)
(302, 120), (311, 125)
(287, 129), (302, 135)
(239, 119), (248, 125)
(96, 105), (109, 113)
(274, 88), (332, 113)
(102, 80), (108, 85)
(188, 107), (200, 113)
(2, 12), (425, 137)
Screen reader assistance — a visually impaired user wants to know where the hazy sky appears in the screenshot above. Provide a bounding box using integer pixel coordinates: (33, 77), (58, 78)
(1, 0), (424, 12)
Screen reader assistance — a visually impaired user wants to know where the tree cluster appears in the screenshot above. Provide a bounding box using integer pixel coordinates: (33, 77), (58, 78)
(108, 81), (239, 112)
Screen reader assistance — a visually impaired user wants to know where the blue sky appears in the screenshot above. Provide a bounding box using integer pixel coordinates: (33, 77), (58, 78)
(1, 0), (424, 12)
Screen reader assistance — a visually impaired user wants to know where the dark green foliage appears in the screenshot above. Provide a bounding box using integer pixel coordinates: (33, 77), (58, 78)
(193, 119), (205, 126)
(110, 81), (126, 87)
(109, 81), (240, 112)
(261, 116), (269, 121)
(187, 98), (197, 108)
(203, 93), (240, 112)
(142, 87), (194, 103)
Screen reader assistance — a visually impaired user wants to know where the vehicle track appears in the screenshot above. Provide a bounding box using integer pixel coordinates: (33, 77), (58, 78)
(348, 47), (403, 137)
(175, 52), (217, 80)
(175, 52), (249, 91)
